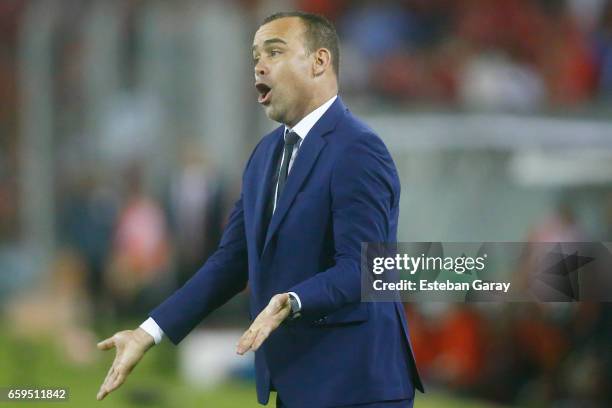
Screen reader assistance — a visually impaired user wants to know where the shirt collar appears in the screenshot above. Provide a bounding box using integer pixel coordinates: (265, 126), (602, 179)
(285, 95), (338, 140)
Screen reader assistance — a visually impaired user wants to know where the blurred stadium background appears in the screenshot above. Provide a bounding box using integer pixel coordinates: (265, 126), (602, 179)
(1, 0), (611, 406)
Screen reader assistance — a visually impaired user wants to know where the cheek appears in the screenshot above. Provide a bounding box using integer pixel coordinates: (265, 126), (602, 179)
(281, 59), (310, 84)
(273, 60), (310, 101)
(282, 72), (306, 95)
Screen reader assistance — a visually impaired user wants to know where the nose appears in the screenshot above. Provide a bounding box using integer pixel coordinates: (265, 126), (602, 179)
(254, 59), (268, 78)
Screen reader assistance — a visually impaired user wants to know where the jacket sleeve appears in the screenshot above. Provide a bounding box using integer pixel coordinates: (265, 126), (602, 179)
(149, 194), (248, 344)
(149, 141), (264, 344)
(289, 134), (400, 320)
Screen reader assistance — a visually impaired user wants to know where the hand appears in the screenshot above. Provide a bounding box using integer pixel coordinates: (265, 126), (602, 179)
(236, 293), (291, 355)
(96, 328), (154, 400)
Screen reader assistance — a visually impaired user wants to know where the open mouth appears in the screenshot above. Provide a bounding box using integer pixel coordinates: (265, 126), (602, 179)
(256, 83), (272, 105)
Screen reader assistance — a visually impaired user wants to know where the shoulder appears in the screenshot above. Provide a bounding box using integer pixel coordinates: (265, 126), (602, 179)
(332, 110), (396, 168)
(255, 125), (284, 154)
(333, 110), (390, 156)
(330, 110), (400, 198)
(243, 126), (283, 170)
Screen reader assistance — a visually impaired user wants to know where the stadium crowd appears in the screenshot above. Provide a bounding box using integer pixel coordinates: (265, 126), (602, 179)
(0, 1), (611, 406)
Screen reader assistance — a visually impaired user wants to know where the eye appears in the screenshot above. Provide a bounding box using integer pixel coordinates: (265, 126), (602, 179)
(270, 49), (281, 57)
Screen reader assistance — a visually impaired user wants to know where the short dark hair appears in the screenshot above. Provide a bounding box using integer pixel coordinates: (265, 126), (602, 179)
(261, 11), (340, 79)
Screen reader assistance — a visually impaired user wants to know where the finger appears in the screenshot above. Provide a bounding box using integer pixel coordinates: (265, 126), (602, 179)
(97, 370), (115, 401)
(97, 378), (108, 401)
(100, 365), (123, 397)
(251, 327), (271, 352)
(272, 303), (291, 320)
(271, 295), (290, 316)
(98, 345), (122, 391)
(97, 336), (115, 350)
(101, 362), (115, 389)
(275, 293), (289, 307)
(111, 371), (127, 391)
(97, 354), (120, 400)
(269, 294), (286, 311)
(236, 329), (255, 354)
(236, 328), (257, 355)
(97, 370), (114, 399)
(96, 388), (107, 401)
(98, 379), (116, 400)
(97, 373), (115, 401)
(106, 369), (125, 394)
(106, 354), (122, 380)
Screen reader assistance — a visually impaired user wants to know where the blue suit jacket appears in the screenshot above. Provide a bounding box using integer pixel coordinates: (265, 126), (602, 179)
(150, 97), (424, 407)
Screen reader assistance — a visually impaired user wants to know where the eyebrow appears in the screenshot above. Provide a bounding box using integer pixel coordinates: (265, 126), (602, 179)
(252, 38), (288, 52)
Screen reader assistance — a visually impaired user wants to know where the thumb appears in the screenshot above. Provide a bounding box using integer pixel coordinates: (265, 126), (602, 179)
(268, 294), (289, 313)
(276, 293), (290, 308)
(97, 337), (115, 350)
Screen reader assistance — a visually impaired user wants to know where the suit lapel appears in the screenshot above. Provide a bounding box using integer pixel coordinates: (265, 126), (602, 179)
(262, 97), (347, 255)
(253, 127), (284, 256)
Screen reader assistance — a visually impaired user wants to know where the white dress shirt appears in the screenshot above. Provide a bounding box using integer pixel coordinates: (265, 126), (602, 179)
(140, 95), (338, 344)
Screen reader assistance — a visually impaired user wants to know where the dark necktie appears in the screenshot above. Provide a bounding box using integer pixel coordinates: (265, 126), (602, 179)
(262, 131), (300, 240)
(275, 131), (301, 208)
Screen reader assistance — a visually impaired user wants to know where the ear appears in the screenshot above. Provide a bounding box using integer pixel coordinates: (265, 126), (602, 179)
(312, 48), (332, 77)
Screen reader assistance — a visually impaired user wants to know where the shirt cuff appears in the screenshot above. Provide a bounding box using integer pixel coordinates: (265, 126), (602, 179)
(139, 317), (165, 345)
(288, 291), (302, 311)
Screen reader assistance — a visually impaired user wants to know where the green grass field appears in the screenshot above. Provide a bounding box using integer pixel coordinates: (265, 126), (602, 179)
(0, 324), (496, 407)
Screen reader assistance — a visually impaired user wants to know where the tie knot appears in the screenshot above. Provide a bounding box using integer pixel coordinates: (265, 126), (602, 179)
(284, 131), (300, 146)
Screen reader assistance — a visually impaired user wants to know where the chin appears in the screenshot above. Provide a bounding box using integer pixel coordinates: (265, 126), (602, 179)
(265, 106), (285, 124)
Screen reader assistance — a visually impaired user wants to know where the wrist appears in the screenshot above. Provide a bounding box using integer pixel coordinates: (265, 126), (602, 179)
(288, 292), (302, 319)
(134, 327), (155, 350)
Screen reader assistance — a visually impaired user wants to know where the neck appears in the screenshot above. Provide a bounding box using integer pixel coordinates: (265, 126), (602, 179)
(286, 85), (337, 128)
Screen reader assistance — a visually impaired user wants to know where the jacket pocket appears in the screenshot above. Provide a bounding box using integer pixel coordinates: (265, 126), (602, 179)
(311, 303), (369, 327)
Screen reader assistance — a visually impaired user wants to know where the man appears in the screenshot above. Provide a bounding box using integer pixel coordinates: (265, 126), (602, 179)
(97, 11), (424, 407)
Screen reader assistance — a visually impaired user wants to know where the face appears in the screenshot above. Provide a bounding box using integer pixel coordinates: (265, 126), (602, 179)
(252, 17), (315, 126)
